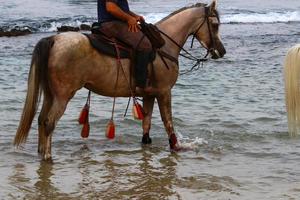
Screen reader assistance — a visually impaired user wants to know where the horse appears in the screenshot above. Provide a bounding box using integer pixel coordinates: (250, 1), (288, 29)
(284, 44), (300, 136)
(14, 0), (226, 160)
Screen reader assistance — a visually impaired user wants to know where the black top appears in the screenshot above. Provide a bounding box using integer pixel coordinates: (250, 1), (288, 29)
(97, 0), (130, 23)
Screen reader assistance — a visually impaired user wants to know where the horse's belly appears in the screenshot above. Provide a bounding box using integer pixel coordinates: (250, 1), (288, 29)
(85, 84), (133, 98)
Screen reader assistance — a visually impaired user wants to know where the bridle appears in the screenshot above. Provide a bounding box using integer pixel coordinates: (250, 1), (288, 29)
(157, 6), (220, 75)
(190, 7), (218, 54)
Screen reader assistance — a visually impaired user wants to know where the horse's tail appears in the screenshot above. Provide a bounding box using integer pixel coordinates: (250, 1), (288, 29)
(14, 36), (55, 146)
(284, 44), (300, 136)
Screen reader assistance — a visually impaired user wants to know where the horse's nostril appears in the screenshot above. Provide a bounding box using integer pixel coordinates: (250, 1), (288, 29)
(210, 49), (221, 59)
(211, 53), (219, 59)
(214, 50), (220, 58)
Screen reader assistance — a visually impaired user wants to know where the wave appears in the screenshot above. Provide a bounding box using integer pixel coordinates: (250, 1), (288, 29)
(222, 11), (300, 24)
(40, 13), (168, 31)
(0, 16), (95, 34)
(40, 20), (93, 32)
(1, 11), (300, 36)
(146, 10), (300, 24)
(0, 13), (167, 35)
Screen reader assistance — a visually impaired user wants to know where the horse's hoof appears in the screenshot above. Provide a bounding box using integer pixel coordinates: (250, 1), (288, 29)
(170, 145), (182, 152)
(142, 133), (152, 144)
(43, 153), (52, 161)
(169, 133), (181, 151)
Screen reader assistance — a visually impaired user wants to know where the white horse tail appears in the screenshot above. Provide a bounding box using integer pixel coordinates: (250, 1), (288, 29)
(284, 44), (300, 136)
(14, 36), (55, 146)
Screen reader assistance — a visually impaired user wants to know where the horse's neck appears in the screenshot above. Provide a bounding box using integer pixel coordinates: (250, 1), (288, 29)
(157, 7), (203, 58)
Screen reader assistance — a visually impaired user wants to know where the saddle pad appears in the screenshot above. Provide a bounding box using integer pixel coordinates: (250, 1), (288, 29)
(84, 33), (131, 59)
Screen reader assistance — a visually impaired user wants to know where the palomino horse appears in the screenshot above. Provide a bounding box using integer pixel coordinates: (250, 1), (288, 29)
(14, 0), (226, 160)
(284, 44), (300, 136)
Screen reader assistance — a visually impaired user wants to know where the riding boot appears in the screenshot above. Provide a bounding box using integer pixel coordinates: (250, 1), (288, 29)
(134, 50), (153, 88)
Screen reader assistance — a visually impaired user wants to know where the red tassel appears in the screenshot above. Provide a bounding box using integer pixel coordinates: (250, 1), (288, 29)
(133, 101), (144, 120)
(81, 122), (90, 138)
(78, 104), (89, 124)
(106, 120), (115, 139)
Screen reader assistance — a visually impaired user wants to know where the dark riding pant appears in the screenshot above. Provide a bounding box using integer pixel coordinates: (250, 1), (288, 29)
(99, 21), (152, 88)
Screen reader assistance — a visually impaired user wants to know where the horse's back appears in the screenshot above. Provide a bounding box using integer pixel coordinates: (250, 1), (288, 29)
(51, 32), (92, 59)
(54, 32), (88, 44)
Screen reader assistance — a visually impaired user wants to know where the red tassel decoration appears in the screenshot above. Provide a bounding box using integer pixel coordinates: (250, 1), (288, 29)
(133, 100), (144, 120)
(81, 122), (90, 138)
(79, 91), (91, 139)
(78, 104), (89, 124)
(106, 120), (115, 139)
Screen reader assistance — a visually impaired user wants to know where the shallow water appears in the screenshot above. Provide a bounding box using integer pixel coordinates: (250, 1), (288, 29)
(1, 0), (300, 199)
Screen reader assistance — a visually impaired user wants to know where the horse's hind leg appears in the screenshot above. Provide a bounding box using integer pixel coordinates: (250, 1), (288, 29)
(142, 96), (155, 144)
(38, 98), (68, 160)
(38, 97), (52, 155)
(157, 91), (180, 151)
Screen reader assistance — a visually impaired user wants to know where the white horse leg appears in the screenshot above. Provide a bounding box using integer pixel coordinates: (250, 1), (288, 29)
(142, 96), (155, 144)
(157, 91), (180, 150)
(41, 98), (68, 160)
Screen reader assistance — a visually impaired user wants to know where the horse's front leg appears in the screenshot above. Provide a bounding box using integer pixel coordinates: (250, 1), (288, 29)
(142, 96), (155, 144)
(157, 91), (180, 150)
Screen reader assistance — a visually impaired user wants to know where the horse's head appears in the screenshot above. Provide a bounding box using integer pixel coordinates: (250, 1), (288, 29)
(194, 0), (226, 59)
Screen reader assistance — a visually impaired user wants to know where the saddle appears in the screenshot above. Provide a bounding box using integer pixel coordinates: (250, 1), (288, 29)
(84, 25), (132, 59)
(84, 22), (166, 60)
(140, 21), (165, 49)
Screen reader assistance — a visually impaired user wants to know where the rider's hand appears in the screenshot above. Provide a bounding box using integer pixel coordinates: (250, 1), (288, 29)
(127, 17), (138, 32)
(135, 15), (145, 23)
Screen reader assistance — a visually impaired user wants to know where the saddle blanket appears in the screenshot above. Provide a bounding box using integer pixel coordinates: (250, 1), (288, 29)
(84, 33), (132, 59)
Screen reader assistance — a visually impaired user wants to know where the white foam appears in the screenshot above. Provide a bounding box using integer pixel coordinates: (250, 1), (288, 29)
(176, 131), (208, 151)
(145, 11), (300, 24)
(144, 13), (168, 23)
(46, 21), (62, 32)
(41, 20), (92, 32)
(222, 11), (300, 24)
(178, 137), (208, 150)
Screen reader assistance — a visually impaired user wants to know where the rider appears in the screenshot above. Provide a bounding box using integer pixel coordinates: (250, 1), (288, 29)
(97, 0), (153, 92)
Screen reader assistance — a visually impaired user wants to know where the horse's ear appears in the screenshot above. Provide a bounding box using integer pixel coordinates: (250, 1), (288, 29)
(209, 0), (217, 12)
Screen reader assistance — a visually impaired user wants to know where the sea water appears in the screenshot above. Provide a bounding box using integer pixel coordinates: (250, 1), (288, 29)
(0, 0), (300, 199)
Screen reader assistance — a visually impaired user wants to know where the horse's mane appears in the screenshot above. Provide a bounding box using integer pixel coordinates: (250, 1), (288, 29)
(156, 3), (207, 25)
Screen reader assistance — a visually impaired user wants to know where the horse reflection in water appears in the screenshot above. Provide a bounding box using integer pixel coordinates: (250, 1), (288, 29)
(14, 0), (226, 160)
(8, 161), (64, 198)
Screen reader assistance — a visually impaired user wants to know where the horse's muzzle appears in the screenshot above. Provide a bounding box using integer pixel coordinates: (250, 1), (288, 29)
(210, 49), (220, 59)
(210, 45), (226, 59)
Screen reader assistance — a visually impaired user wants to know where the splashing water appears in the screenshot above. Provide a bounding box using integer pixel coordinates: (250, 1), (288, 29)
(176, 131), (208, 151)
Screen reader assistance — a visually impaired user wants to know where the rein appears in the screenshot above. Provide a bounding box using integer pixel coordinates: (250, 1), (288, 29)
(158, 6), (218, 75)
(159, 30), (208, 63)
(158, 29), (208, 75)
